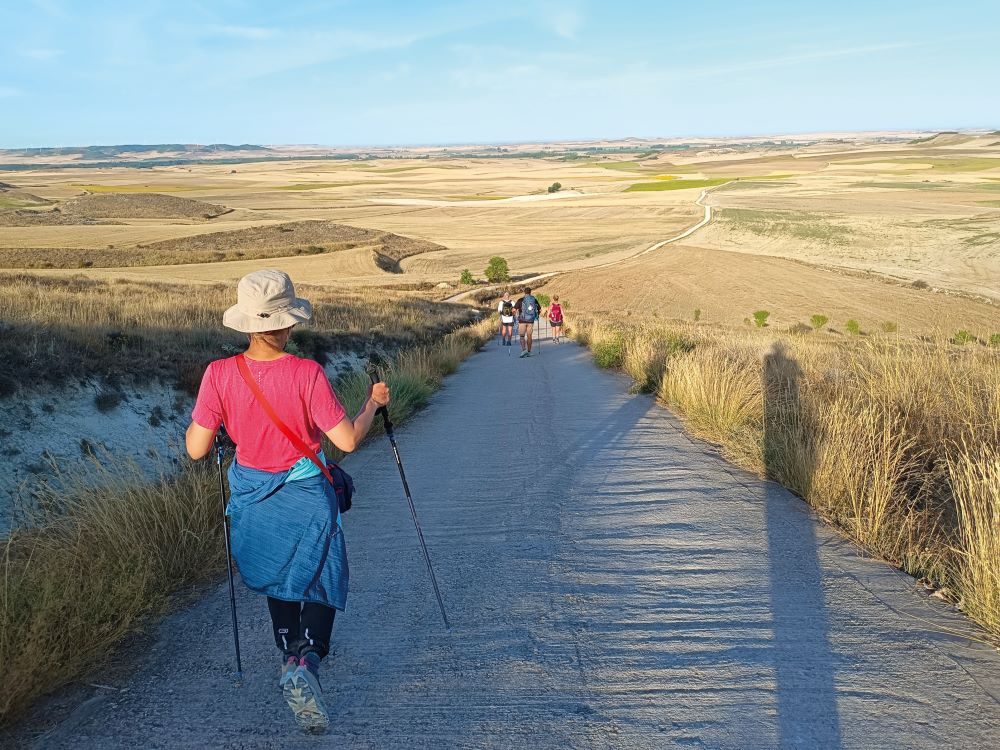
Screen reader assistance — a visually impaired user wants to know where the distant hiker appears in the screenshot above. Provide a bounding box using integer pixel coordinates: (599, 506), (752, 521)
(514, 286), (540, 358)
(547, 295), (565, 343)
(497, 291), (516, 348)
(184, 269), (390, 734)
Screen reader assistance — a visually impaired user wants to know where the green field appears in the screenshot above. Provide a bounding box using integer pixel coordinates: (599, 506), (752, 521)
(625, 178), (731, 192)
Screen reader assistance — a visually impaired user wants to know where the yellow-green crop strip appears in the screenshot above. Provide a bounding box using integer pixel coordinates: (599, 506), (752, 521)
(625, 178), (732, 192)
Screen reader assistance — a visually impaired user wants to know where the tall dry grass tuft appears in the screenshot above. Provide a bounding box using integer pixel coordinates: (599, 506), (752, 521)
(572, 314), (1000, 639)
(950, 443), (1000, 636)
(0, 317), (493, 727)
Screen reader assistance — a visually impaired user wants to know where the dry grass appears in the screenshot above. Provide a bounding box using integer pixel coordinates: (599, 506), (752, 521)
(0, 273), (474, 396)
(573, 315), (1000, 639)
(0, 316), (494, 727)
(0, 220), (443, 269)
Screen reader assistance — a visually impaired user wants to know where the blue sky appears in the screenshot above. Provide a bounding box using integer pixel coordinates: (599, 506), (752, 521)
(1, 0), (998, 148)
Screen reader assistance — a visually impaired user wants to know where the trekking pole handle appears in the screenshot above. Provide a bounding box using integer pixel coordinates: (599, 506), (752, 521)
(367, 370), (393, 433)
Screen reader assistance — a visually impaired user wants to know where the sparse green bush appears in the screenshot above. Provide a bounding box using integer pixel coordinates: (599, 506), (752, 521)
(953, 330), (977, 345)
(753, 310), (770, 328)
(881, 321), (898, 334)
(535, 292), (550, 307)
(694, 308), (702, 322)
(810, 314), (828, 330)
(484, 256), (510, 283)
(846, 319), (861, 336)
(459, 269), (474, 285)
(989, 334), (1000, 348)
(548, 182), (562, 193)
(592, 333), (627, 369)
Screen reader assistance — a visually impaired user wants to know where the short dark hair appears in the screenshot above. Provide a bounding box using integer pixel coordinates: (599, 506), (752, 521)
(524, 286), (531, 294)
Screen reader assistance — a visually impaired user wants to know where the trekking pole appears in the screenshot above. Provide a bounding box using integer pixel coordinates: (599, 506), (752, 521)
(215, 427), (244, 681)
(366, 369), (451, 630)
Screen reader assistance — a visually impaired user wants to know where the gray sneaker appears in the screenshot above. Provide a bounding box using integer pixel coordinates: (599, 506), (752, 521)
(283, 652), (330, 733)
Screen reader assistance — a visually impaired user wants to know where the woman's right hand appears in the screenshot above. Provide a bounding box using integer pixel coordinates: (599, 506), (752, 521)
(369, 381), (390, 407)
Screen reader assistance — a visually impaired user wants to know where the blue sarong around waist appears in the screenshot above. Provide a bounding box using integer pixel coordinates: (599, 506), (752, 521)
(226, 460), (349, 610)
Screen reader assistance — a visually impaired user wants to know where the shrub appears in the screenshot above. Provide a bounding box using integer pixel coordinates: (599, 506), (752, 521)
(787, 322), (812, 335)
(693, 308), (702, 322)
(592, 332), (627, 369)
(459, 269), (474, 285)
(752, 310), (770, 328)
(953, 330), (977, 345)
(535, 292), (550, 307)
(548, 182), (562, 193)
(911, 279), (929, 289)
(845, 319), (861, 336)
(484, 256), (510, 283)
(810, 314), (828, 330)
(881, 321), (898, 334)
(94, 389), (123, 413)
(989, 334), (1000, 348)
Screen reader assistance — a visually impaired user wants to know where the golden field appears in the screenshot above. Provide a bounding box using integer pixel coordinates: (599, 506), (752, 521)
(2, 131), (997, 338)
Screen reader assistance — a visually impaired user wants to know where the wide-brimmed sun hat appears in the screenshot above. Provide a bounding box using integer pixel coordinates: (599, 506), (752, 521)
(223, 269), (313, 333)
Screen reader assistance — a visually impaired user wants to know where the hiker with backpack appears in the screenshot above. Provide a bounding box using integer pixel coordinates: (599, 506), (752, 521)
(497, 291), (516, 348)
(547, 295), (565, 343)
(184, 269), (390, 734)
(514, 286), (540, 358)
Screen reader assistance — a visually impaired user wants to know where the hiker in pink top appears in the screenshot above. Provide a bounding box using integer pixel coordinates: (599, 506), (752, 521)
(185, 269), (390, 734)
(547, 295), (565, 343)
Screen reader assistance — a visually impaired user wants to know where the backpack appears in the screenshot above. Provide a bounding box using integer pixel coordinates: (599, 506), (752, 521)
(549, 303), (563, 323)
(500, 300), (513, 317)
(521, 295), (538, 320)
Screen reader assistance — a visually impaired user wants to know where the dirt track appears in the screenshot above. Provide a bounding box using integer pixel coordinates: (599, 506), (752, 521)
(19, 338), (1000, 749)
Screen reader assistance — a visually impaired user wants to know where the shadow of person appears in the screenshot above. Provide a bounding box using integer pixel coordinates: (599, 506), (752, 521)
(762, 341), (843, 748)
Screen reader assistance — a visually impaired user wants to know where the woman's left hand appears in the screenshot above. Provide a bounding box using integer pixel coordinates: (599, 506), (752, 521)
(369, 381), (390, 406)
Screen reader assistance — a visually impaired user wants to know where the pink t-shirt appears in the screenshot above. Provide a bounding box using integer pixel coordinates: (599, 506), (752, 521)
(192, 355), (347, 473)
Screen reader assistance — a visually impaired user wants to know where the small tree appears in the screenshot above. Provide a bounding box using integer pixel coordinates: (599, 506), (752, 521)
(459, 269), (474, 285)
(693, 308), (702, 322)
(484, 256), (510, 283)
(845, 319), (861, 336)
(810, 314), (828, 330)
(548, 182), (562, 193)
(752, 310), (770, 328)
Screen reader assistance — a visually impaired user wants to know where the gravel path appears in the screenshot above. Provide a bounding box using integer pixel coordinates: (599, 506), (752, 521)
(25, 339), (1000, 749)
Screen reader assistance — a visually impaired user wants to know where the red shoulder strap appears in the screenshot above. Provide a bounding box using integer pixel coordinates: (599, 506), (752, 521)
(235, 354), (335, 486)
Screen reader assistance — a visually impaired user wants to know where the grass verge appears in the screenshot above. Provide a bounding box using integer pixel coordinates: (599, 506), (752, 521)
(0, 274), (474, 397)
(573, 316), (1000, 640)
(0, 316), (494, 726)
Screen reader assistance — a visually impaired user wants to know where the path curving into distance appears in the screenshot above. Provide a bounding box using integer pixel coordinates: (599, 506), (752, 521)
(23, 339), (1000, 749)
(443, 184), (724, 303)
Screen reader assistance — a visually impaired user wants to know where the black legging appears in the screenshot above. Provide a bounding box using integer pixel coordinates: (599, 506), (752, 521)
(267, 597), (336, 659)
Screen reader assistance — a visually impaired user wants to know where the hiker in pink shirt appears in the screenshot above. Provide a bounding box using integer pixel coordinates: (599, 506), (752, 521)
(547, 295), (565, 343)
(185, 269), (389, 734)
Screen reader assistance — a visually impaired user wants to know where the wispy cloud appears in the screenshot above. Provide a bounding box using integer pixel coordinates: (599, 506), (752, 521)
(547, 8), (583, 39)
(207, 25), (277, 41)
(20, 48), (64, 61)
